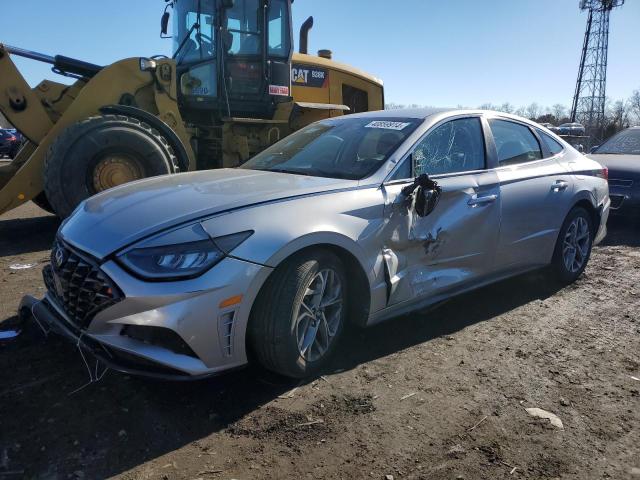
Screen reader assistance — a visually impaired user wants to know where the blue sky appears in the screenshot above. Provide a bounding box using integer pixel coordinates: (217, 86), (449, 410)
(4, 0), (638, 110)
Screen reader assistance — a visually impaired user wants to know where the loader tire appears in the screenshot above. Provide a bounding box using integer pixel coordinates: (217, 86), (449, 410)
(43, 115), (179, 218)
(32, 192), (56, 215)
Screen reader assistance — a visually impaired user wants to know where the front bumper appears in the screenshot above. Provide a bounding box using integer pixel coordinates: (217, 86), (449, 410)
(608, 183), (640, 216)
(29, 254), (272, 379)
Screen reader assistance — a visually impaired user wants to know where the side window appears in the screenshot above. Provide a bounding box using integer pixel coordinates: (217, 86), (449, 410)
(412, 117), (486, 176)
(538, 130), (564, 156)
(489, 119), (542, 166)
(388, 157), (412, 181)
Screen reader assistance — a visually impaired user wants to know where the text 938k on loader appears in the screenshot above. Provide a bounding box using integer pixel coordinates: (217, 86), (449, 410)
(0, 0), (384, 218)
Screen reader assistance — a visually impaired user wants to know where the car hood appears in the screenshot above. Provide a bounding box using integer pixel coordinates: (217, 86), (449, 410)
(60, 169), (359, 259)
(588, 154), (640, 175)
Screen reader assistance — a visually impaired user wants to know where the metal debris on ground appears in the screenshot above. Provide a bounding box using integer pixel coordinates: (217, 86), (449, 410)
(400, 392), (417, 400)
(8, 263), (37, 270)
(294, 419), (324, 427)
(525, 407), (564, 429)
(467, 415), (488, 432)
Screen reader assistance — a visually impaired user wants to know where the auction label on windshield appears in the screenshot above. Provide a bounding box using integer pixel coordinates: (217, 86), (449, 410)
(365, 121), (411, 130)
(269, 85), (290, 96)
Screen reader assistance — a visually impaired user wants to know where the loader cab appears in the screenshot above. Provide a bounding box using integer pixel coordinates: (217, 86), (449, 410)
(171, 0), (293, 123)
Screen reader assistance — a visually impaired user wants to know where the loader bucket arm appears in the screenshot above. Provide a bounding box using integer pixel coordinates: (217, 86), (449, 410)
(0, 45), (194, 215)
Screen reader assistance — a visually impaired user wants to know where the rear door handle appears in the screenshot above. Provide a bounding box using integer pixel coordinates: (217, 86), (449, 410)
(468, 194), (498, 206)
(553, 180), (569, 192)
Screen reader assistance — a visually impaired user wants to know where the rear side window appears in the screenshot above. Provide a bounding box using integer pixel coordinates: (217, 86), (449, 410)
(538, 130), (564, 156)
(489, 119), (542, 166)
(412, 117), (486, 176)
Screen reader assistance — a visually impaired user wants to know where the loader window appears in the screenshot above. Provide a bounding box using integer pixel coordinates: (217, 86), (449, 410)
(173, 0), (216, 64)
(226, 0), (262, 55)
(268, 0), (291, 58)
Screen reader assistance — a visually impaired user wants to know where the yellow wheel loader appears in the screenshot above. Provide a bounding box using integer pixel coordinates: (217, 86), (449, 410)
(0, 0), (383, 218)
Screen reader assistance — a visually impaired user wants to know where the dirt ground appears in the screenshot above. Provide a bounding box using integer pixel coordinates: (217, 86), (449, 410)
(0, 201), (639, 480)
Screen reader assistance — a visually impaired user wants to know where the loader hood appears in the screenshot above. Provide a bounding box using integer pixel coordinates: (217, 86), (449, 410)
(60, 168), (358, 259)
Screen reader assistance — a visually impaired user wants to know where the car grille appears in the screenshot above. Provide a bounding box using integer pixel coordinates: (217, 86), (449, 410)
(43, 239), (122, 329)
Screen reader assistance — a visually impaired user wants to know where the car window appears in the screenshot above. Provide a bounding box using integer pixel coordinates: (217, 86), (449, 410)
(489, 119), (542, 166)
(538, 130), (564, 156)
(240, 117), (421, 180)
(594, 129), (640, 155)
(412, 117), (485, 176)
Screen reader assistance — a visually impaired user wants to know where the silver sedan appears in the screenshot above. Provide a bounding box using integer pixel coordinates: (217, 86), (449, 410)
(22, 109), (610, 379)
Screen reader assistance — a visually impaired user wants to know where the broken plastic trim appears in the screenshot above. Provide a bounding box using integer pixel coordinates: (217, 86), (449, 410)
(401, 174), (442, 217)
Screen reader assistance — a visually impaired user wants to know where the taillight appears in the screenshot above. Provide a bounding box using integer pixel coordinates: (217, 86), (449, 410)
(7, 136), (16, 142)
(602, 166), (608, 181)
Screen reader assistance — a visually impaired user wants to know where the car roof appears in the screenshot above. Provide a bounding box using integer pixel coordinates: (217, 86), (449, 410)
(342, 108), (544, 125)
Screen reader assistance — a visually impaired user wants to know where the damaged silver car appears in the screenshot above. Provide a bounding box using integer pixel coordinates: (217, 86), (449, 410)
(21, 109), (610, 379)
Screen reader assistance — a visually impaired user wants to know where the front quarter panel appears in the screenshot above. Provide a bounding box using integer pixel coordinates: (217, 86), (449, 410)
(200, 185), (386, 296)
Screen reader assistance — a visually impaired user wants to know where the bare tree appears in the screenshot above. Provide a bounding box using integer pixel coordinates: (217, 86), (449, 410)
(552, 104), (566, 122)
(498, 102), (514, 114)
(525, 102), (540, 120)
(478, 103), (496, 111)
(514, 106), (527, 117)
(628, 89), (640, 125)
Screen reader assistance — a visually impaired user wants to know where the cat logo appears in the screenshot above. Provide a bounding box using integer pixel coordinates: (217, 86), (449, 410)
(292, 68), (309, 84)
(291, 64), (328, 88)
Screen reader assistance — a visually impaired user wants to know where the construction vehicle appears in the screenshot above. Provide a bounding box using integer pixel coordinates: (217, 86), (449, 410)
(0, 0), (384, 218)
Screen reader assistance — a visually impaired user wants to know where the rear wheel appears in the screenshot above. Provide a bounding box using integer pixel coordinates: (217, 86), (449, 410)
(249, 250), (347, 378)
(43, 115), (178, 218)
(551, 207), (593, 283)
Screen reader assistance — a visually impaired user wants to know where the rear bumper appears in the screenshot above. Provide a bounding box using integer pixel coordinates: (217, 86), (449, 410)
(19, 295), (221, 381)
(608, 184), (640, 216)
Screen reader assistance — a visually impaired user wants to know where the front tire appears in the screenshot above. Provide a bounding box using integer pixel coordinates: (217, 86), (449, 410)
(43, 115), (178, 218)
(551, 206), (593, 283)
(249, 250), (347, 378)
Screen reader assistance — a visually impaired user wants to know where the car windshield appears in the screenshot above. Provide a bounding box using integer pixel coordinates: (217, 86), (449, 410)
(240, 118), (421, 180)
(595, 129), (640, 155)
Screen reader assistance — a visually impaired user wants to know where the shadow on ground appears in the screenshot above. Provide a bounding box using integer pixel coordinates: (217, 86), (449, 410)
(0, 211), (634, 478)
(601, 215), (640, 247)
(0, 213), (59, 257)
(0, 265), (564, 479)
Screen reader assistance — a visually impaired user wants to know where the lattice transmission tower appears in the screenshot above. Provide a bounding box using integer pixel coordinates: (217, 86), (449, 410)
(570, 0), (624, 141)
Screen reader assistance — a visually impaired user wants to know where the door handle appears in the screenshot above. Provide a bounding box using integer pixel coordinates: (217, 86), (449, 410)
(552, 180), (569, 192)
(468, 194), (498, 206)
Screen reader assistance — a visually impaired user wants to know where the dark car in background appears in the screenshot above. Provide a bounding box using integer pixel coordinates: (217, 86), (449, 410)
(589, 126), (640, 216)
(0, 129), (21, 158)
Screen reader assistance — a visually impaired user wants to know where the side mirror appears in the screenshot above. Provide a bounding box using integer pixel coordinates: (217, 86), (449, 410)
(161, 12), (170, 36)
(401, 174), (442, 218)
(590, 145), (599, 154)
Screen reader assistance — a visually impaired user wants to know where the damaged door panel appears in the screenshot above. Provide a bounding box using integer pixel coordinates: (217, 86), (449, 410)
(381, 171), (500, 306)
(378, 115), (501, 308)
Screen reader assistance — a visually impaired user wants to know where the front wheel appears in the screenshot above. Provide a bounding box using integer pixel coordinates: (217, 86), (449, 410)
(249, 250), (347, 378)
(551, 207), (593, 283)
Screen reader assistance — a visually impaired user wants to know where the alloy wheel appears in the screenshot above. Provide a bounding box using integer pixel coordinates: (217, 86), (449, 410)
(562, 216), (591, 273)
(295, 268), (344, 362)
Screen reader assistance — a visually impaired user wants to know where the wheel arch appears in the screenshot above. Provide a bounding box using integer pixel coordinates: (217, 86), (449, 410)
(251, 233), (373, 329)
(569, 191), (601, 234)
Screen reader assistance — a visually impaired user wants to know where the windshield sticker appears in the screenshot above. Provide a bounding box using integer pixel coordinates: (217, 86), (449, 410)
(269, 85), (290, 96)
(365, 121), (411, 131)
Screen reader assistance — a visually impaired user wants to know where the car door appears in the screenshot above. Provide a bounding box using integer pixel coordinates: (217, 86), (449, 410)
(379, 115), (501, 308)
(488, 118), (574, 270)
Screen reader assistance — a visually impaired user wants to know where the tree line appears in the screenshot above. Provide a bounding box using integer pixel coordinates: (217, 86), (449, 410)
(386, 88), (640, 139)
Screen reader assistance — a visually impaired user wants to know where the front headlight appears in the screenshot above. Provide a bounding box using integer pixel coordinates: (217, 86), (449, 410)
(117, 223), (253, 281)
